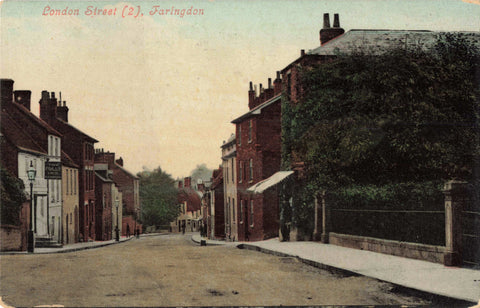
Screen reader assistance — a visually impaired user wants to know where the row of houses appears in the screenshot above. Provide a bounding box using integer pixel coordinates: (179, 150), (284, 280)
(197, 14), (479, 266)
(0, 80), (141, 251)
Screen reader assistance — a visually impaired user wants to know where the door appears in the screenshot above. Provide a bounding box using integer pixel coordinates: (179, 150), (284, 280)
(35, 195), (48, 236)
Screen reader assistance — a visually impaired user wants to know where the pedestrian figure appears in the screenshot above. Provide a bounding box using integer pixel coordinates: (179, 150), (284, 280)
(136, 228), (140, 238)
(127, 225), (130, 237)
(182, 221), (186, 234)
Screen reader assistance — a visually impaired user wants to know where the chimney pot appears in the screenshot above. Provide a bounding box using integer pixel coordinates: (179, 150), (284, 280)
(333, 13), (340, 27)
(301, 49), (305, 56)
(276, 71), (281, 80)
(249, 81), (253, 91)
(323, 13), (330, 29)
(51, 92), (55, 99)
(268, 78), (272, 89)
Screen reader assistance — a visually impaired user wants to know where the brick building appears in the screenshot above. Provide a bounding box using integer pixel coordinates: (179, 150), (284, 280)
(231, 74), (283, 241)
(208, 168), (224, 239)
(94, 149), (141, 236)
(39, 91), (98, 242)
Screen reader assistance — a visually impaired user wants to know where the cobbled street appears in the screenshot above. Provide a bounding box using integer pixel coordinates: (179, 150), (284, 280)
(0, 234), (433, 307)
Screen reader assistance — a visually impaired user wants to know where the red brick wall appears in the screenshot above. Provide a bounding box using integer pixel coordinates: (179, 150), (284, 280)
(122, 215), (142, 236)
(0, 225), (22, 251)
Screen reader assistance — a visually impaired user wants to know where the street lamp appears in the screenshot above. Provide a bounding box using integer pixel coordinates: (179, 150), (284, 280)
(27, 161), (36, 253)
(115, 196), (120, 242)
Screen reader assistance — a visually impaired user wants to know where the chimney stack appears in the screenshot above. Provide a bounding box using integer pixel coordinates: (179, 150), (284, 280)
(1, 79), (14, 105)
(13, 90), (32, 111)
(319, 13), (345, 45)
(248, 81), (256, 110)
(56, 99), (69, 122)
(301, 49), (305, 56)
(264, 78), (274, 101)
(273, 71), (282, 96)
(178, 181), (183, 189)
(39, 90), (58, 123)
(184, 177), (192, 188)
(115, 157), (123, 166)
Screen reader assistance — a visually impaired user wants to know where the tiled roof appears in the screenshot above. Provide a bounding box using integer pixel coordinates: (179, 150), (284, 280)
(308, 29), (480, 56)
(178, 187), (201, 212)
(7, 102), (62, 136)
(211, 169), (223, 189)
(61, 151), (79, 168)
(95, 171), (114, 183)
(54, 118), (98, 143)
(1, 111), (47, 155)
(114, 162), (139, 180)
(231, 94), (281, 124)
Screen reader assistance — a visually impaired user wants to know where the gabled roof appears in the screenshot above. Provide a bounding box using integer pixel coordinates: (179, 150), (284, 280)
(178, 187), (201, 212)
(115, 162), (139, 180)
(7, 102), (62, 137)
(1, 111), (47, 156)
(54, 118), (98, 143)
(61, 151), (79, 168)
(231, 94), (281, 124)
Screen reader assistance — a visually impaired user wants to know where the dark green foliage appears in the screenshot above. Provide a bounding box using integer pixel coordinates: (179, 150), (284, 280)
(137, 167), (179, 227)
(280, 33), (480, 236)
(284, 34), (479, 190)
(1, 166), (27, 226)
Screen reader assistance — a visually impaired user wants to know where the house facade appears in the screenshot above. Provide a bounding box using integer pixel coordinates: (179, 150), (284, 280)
(62, 152), (79, 244)
(232, 76), (282, 242)
(221, 135), (237, 241)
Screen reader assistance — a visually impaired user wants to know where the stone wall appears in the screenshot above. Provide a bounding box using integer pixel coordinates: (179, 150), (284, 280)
(329, 232), (445, 263)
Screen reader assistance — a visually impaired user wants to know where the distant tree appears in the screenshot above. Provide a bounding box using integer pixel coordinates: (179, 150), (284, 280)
(1, 165), (27, 226)
(190, 163), (213, 185)
(137, 167), (179, 227)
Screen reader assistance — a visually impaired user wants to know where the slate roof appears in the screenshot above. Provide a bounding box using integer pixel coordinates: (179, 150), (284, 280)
(231, 94), (281, 124)
(308, 29), (480, 56)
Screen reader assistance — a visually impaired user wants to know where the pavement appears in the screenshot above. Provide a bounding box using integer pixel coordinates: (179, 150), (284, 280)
(191, 234), (480, 304)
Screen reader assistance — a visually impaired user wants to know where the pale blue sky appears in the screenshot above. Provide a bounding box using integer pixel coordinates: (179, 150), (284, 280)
(1, 0), (479, 178)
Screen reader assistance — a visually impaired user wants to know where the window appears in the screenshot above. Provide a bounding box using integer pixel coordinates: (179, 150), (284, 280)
(231, 159), (234, 183)
(250, 200), (254, 227)
(55, 138), (59, 157)
(232, 198), (235, 223)
(239, 161), (243, 183)
(238, 125), (242, 146)
(56, 180), (60, 201)
(49, 136), (53, 156)
(73, 170), (77, 194)
(249, 159), (253, 181)
(240, 200), (243, 223)
(70, 213), (72, 224)
(248, 120), (252, 142)
(70, 169), (73, 195)
(66, 170), (69, 195)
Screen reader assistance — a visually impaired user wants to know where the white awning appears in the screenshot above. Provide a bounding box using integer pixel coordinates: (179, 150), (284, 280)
(247, 171), (294, 194)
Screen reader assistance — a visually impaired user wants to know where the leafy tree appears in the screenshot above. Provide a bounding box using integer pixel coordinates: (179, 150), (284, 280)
(1, 166), (27, 226)
(190, 163), (213, 185)
(137, 167), (179, 227)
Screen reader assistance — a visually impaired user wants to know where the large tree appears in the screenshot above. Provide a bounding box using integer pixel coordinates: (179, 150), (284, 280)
(189, 163), (213, 185)
(137, 167), (178, 227)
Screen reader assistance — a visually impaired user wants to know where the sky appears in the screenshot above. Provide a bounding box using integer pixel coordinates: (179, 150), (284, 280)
(1, 0), (480, 179)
